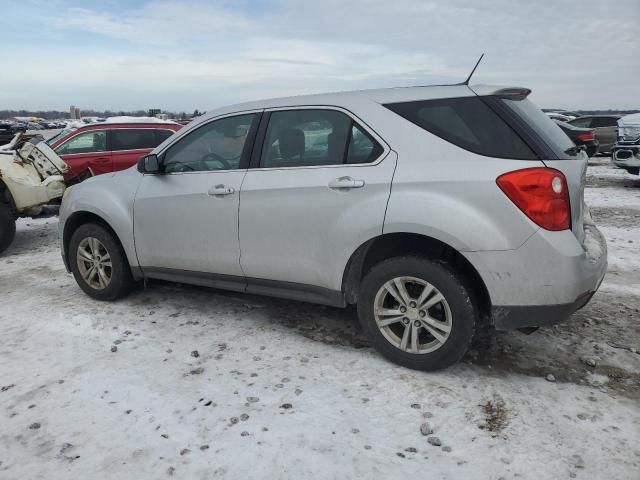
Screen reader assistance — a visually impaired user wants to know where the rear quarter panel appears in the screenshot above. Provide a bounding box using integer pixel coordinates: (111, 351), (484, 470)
(363, 104), (543, 252)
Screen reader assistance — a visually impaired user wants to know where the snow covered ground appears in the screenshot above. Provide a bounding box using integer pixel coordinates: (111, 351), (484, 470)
(0, 157), (638, 479)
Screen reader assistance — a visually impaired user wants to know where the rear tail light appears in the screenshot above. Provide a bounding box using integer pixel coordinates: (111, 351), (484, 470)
(496, 168), (571, 231)
(577, 131), (595, 142)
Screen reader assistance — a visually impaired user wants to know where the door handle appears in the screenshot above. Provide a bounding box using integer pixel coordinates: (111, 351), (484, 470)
(93, 157), (110, 163)
(208, 184), (235, 196)
(328, 176), (365, 189)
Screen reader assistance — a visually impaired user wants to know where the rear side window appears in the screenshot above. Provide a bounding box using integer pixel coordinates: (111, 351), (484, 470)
(111, 129), (157, 151)
(385, 97), (536, 159)
(260, 109), (383, 168)
(502, 98), (577, 159)
(591, 117), (618, 128)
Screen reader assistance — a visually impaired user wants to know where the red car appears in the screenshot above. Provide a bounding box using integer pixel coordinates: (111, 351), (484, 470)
(47, 122), (182, 180)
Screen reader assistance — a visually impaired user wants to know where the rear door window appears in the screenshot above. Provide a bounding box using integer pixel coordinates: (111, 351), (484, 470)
(591, 117), (618, 128)
(384, 97), (536, 159)
(346, 123), (383, 164)
(155, 129), (175, 143)
(260, 109), (383, 168)
(110, 129), (157, 151)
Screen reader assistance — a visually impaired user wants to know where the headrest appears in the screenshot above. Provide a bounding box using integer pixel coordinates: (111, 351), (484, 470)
(278, 128), (305, 159)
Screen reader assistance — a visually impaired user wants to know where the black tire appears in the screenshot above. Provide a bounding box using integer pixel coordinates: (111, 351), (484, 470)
(0, 202), (16, 254)
(69, 223), (135, 301)
(357, 256), (477, 371)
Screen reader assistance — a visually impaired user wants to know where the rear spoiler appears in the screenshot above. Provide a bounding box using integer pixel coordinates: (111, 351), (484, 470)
(469, 85), (532, 100)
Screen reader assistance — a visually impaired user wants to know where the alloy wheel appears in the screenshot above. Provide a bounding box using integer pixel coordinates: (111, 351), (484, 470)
(76, 237), (112, 290)
(373, 276), (452, 354)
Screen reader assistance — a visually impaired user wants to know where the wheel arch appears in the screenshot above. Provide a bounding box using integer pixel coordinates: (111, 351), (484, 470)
(63, 210), (137, 277)
(342, 232), (491, 322)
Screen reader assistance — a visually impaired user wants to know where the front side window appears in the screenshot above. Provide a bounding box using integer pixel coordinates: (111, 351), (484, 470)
(111, 129), (157, 151)
(385, 97), (536, 160)
(260, 109), (382, 168)
(163, 114), (256, 173)
(56, 130), (107, 155)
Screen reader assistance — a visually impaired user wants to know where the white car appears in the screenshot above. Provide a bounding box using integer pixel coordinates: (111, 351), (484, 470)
(0, 134), (69, 252)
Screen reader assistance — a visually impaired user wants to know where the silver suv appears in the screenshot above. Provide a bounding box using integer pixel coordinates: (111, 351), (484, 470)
(59, 84), (607, 370)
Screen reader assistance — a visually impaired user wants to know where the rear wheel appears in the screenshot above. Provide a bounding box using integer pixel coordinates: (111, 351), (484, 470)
(357, 256), (477, 371)
(69, 223), (135, 300)
(0, 203), (16, 254)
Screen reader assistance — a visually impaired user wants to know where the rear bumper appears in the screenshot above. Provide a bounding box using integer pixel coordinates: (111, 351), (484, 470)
(464, 219), (607, 329)
(492, 288), (597, 330)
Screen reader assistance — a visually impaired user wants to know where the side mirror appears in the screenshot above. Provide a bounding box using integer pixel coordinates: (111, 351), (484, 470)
(138, 154), (162, 174)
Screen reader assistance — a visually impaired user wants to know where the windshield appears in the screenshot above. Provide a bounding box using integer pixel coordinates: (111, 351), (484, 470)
(502, 98), (578, 159)
(46, 127), (75, 146)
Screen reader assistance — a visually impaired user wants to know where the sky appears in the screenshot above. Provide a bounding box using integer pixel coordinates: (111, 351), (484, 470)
(1, 0), (638, 112)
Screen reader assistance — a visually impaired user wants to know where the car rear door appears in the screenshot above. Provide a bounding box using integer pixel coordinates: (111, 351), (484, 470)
(591, 117), (618, 152)
(238, 107), (395, 297)
(133, 112), (260, 282)
(109, 128), (159, 172)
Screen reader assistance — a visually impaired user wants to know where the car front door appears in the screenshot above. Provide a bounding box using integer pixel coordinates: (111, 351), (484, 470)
(133, 112), (260, 284)
(55, 129), (111, 177)
(238, 108), (395, 299)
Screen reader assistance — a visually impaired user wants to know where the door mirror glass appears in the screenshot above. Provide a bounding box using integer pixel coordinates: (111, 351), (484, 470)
(138, 154), (162, 174)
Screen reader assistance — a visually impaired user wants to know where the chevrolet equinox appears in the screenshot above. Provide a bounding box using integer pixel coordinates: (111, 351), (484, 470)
(59, 84), (607, 370)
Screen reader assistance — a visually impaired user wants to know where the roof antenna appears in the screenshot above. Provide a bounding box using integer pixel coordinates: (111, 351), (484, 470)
(461, 53), (484, 85)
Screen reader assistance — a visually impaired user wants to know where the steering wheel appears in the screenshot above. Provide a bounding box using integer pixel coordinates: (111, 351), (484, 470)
(199, 152), (231, 171)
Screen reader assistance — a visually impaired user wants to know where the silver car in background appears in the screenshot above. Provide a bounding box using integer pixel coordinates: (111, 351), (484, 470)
(59, 84), (607, 370)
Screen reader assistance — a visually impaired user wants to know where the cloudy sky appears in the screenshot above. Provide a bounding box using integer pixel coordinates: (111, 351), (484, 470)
(2, 0), (639, 112)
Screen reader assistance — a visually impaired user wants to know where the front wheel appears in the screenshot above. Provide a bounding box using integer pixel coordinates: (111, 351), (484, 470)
(0, 203), (16, 254)
(357, 256), (477, 371)
(69, 223), (135, 301)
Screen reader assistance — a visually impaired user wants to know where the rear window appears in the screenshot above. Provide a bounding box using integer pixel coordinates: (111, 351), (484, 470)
(501, 98), (577, 159)
(384, 96), (536, 160)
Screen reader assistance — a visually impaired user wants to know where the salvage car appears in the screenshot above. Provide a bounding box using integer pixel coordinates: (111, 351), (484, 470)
(59, 84), (607, 371)
(612, 113), (640, 175)
(0, 133), (69, 253)
(47, 121), (181, 180)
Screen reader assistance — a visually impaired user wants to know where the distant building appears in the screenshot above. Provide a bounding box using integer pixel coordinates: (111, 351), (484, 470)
(155, 113), (169, 120)
(148, 108), (161, 117)
(70, 105), (80, 119)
